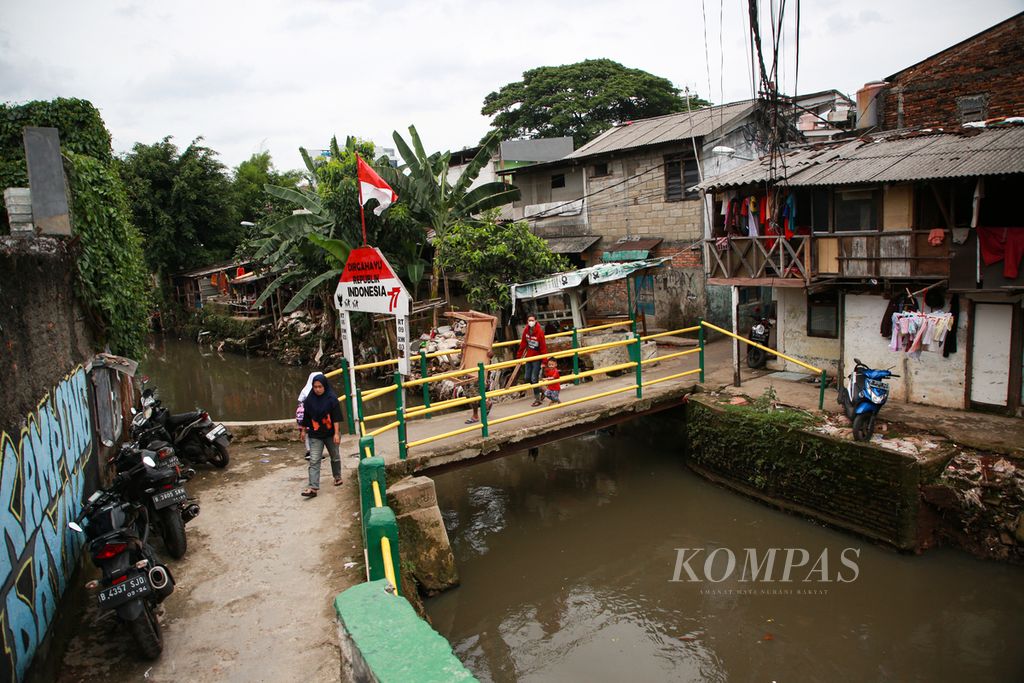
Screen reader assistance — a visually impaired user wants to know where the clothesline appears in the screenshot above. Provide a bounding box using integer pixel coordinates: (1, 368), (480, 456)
(889, 310), (954, 359)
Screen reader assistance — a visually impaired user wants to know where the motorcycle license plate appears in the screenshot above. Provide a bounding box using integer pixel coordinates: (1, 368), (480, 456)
(97, 572), (152, 609)
(205, 424), (226, 442)
(152, 487), (187, 510)
(159, 455), (181, 469)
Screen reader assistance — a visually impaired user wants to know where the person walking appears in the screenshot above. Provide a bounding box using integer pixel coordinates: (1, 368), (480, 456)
(299, 373), (343, 497)
(296, 371), (319, 461)
(518, 314), (547, 406)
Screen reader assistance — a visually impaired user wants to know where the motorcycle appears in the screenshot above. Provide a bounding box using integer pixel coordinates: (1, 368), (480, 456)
(746, 315), (776, 368)
(69, 456), (175, 660)
(133, 385), (232, 468)
(837, 357), (900, 441)
(112, 441), (199, 559)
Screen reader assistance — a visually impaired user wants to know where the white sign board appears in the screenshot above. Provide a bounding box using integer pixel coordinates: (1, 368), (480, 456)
(334, 246), (412, 378)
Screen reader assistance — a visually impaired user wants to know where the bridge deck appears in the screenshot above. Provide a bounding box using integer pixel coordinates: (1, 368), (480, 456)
(339, 339), (734, 475)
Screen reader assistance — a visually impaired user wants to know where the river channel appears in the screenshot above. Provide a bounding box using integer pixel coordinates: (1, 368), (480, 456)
(140, 335), (407, 421)
(425, 415), (1024, 682)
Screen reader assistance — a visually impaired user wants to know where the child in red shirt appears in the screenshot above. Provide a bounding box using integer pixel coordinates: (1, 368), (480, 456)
(542, 358), (561, 404)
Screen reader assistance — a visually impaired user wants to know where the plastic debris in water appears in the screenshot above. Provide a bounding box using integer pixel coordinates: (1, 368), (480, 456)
(260, 458), (271, 463)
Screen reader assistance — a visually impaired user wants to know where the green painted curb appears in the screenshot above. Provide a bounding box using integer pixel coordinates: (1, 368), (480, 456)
(335, 580), (477, 683)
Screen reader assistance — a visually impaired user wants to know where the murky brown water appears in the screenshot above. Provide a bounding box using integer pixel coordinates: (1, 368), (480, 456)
(426, 416), (1024, 683)
(140, 336), (410, 421)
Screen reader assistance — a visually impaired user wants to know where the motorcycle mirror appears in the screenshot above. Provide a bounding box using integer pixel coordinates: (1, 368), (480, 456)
(140, 375), (150, 384)
(68, 521), (83, 533)
(142, 455), (157, 468)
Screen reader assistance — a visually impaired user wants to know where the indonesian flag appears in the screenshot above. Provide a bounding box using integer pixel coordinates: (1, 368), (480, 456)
(357, 156), (398, 216)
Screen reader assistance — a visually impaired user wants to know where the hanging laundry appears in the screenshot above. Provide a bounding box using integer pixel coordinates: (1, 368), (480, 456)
(888, 310), (955, 358)
(977, 227), (1024, 278)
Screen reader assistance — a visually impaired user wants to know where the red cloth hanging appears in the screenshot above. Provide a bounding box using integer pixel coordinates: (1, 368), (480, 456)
(977, 227), (1024, 278)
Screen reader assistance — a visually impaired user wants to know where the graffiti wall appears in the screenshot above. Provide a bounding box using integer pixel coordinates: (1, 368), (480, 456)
(0, 367), (92, 683)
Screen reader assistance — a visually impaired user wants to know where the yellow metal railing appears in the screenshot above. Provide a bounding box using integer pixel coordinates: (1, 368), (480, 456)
(344, 318), (829, 462)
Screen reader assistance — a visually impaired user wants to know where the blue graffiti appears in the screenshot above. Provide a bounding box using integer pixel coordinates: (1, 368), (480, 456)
(0, 367), (92, 682)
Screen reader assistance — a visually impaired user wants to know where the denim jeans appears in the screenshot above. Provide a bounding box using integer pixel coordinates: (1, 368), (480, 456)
(308, 436), (341, 488)
(524, 360), (542, 398)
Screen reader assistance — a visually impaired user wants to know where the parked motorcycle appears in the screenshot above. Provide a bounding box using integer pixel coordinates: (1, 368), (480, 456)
(746, 315), (776, 368)
(133, 385), (232, 468)
(837, 358), (900, 441)
(69, 456), (175, 660)
(111, 441), (199, 559)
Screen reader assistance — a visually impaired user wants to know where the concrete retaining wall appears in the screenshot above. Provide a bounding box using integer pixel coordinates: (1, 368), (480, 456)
(686, 395), (951, 550)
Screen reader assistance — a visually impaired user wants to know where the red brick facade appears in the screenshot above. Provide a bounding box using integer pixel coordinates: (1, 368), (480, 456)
(878, 13), (1024, 129)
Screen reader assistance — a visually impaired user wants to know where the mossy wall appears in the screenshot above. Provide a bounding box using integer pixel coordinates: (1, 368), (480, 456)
(686, 395), (950, 550)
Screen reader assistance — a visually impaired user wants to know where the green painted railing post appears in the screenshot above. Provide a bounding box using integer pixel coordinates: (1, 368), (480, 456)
(571, 329), (580, 386)
(631, 333), (643, 399)
(356, 389), (366, 436)
(394, 371), (407, 460)
(818, 370), (827, 411)
(340, 358), (355, 435)
(698, 319), (706, 383)
(419, 348), (431, 419)
(358, 435), (376, 460)
(357, 454), (385, 544)
(366, 506), (401, 594)
(477, 362), (489, 437)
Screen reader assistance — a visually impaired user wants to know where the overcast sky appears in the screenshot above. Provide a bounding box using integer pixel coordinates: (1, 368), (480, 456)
(2, 1), (1021, 173)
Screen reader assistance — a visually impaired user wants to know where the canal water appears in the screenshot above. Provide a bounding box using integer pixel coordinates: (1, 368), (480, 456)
(425, 415), (1024, 682)
(139, 335), (408, 421)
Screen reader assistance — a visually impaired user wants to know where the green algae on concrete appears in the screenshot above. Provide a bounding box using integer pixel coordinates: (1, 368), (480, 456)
(335, 580), (476, 683)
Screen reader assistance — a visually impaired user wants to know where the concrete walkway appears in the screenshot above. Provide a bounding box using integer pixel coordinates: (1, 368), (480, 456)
(58, 441), (366, 683)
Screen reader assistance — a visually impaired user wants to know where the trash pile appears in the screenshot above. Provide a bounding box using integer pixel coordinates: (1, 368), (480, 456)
(813, 416), (940, 456)
(924, 454), (1024, 562)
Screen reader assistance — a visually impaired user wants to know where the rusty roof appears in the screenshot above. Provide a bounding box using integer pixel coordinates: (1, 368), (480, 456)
(567, 100), (756, 160)
(695, 125), (1024, 191)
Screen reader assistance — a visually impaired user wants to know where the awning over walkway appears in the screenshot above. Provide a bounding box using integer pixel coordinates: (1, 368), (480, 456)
(601, 238), (663, 262)
(511, 257), (670, 301)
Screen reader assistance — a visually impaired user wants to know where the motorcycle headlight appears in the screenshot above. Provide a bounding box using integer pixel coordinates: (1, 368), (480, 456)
(143, 396), (155, 408)
(752, 324), (765, 335)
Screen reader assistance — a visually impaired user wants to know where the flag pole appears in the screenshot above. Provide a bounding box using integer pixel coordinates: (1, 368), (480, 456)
(356, 153), (368, 245)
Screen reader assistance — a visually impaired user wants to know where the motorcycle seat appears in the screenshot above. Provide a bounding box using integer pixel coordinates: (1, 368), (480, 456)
(167, 411), (203, 428)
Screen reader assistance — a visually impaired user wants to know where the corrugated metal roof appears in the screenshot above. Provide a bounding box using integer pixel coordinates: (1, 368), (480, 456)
(544, 235), (601, 254)
(567, 100), (756, 160)
(697, 125), (1024, 190)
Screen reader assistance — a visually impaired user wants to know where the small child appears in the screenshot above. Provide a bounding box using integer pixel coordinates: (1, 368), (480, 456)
(542, 357), (561, 404)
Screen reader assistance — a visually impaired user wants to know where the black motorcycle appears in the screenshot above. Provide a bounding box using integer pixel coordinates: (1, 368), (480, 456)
(112, 441), (199, 559)
(747, 315), (776, 368)
(133, 386), (232, 468)
(69, 457), (175, 660)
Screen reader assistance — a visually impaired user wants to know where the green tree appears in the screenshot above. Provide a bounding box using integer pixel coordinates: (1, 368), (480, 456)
(232, 151), (302, 225)
(434, 212), (570, 314)
(117, 137), (240, 277)
(481, 59), (708, 147)
(248, 136), (425, 325)
(379, 126), (520, 316)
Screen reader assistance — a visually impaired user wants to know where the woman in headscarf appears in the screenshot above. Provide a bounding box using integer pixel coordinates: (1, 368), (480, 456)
(296, 371), (319, 461)
(299, 374), (343, 497)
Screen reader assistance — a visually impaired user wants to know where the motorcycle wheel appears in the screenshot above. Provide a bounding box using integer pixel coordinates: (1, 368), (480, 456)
(746, 346), (766, 369)
(158, 507), (187, 559)
(209, 440), (230, 469)
(852, 413), (876, 442)
(838, 388), (855, 420)
(125, 601), (163, 660)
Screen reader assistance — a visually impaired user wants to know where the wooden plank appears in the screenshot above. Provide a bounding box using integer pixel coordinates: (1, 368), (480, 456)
(880, 234), (911, 277)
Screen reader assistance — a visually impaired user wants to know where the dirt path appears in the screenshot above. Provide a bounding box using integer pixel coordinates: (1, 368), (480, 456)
(58, 441), (364, 682)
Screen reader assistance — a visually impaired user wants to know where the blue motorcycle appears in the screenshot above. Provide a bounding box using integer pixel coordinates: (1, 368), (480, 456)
(837, 358), (900, 441)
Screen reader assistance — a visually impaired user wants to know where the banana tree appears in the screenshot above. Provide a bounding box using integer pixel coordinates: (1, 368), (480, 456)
(380, 126), (521, 321)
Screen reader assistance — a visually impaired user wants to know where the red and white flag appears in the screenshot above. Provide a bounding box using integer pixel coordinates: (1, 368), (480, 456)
(357, 156), (398, 216)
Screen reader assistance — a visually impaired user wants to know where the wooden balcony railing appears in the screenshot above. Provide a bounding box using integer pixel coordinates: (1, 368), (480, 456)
(705, 230), (951, 283)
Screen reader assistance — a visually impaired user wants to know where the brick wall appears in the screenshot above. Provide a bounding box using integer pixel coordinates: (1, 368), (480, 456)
(879, 14), (1024, 129)
(585, 144), (705, 243)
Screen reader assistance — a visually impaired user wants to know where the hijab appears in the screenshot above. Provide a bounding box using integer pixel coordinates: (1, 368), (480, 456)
(302, 373), (338, 419)
(298, 371), (320, 402)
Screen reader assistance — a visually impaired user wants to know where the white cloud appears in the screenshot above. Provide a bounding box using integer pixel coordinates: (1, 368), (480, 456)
(0, 0), (1020, 171)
